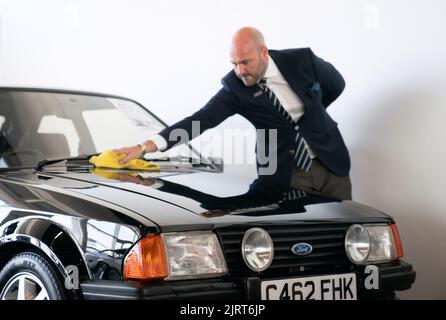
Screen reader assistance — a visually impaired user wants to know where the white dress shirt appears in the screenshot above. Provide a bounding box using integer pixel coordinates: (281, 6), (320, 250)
(150, 133), (168, 152)
(263, 56), (316, 159)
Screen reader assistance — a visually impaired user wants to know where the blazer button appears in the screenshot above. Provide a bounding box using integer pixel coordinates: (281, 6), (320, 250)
(289, 149), (295, 155)
(295, 125), (299, 130)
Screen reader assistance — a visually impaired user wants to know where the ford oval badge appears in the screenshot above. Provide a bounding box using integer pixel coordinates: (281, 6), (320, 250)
(291, 243), (313, 256)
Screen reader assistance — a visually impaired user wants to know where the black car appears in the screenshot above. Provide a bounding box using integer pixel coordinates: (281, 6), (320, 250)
(0, 88), (415, 300)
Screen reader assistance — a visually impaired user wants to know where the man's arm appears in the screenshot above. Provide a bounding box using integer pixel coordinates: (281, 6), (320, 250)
(114, 86), (238, 163)
(310, 50), (346, 108)
(157, 86), (239, 150)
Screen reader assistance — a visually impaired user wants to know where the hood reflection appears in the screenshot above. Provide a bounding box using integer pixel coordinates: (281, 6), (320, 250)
(90, 169), (340, 218)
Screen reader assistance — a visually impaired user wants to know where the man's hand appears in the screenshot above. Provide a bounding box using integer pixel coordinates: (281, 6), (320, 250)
(113, 140), (158, 164)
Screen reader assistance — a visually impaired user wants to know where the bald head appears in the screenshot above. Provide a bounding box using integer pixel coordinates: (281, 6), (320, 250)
(230, 27), (269, 86)
(231, 27), (266, 52)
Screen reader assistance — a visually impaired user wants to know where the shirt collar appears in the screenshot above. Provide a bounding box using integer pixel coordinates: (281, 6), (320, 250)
(263, 55), (280, 79)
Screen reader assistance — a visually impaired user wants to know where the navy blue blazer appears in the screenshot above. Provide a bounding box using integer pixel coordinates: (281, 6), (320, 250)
(159, 48), (350, 191)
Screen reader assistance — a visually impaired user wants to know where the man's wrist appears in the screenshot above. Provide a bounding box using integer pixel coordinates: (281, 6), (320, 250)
(138, 143), (147, 155)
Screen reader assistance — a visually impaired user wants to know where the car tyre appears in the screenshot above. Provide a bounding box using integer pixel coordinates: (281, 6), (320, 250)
(0, 251), (68, 300)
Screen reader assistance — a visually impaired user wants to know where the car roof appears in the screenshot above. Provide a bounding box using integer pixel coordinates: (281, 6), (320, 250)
(0, 86), (133, 102)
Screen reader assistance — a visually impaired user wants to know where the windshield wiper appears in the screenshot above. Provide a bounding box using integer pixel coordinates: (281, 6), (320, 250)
(146, 155), (223, 172)
(35, 154), (222, 172)
(145, 155), (205, 162)
(35, 153), (99, 171)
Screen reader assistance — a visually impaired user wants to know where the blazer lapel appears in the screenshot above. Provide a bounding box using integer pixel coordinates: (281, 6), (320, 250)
(269, 50), (312, 111)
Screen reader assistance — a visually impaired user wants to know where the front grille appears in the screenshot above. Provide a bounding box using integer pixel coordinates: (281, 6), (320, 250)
(217, 223), (352, 277)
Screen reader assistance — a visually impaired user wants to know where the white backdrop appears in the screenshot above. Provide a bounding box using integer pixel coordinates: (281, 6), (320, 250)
(1, 0), (445, 299)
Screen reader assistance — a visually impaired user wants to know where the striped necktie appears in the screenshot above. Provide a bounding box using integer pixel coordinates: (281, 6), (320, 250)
(258, 78), (312, 172)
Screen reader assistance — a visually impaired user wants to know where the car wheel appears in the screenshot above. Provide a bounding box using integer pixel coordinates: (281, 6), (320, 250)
(0, 251), (67, 300)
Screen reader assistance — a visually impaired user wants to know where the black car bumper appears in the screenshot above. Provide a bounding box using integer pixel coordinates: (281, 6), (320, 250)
(80, 278), (242, 300)
(80, 260), (415, 300)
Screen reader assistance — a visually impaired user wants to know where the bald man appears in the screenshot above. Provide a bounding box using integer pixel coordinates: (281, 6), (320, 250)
(114, 27), (351, 200)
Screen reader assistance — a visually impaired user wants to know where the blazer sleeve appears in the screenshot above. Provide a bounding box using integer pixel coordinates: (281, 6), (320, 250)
(310, 49), (346, 108)
(158, 86), (239, 150)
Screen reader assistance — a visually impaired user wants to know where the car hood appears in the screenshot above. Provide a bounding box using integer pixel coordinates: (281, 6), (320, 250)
(1, 167), (392, 230)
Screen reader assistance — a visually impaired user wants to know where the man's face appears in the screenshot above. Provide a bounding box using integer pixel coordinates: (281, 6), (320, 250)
(230, 42), (268, 87)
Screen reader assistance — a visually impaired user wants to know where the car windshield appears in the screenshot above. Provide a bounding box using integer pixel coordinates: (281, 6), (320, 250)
(0, 89), (202, 168)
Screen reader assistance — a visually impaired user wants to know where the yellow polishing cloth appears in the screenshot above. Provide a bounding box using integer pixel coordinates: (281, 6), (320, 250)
(89, 150), (160, 171)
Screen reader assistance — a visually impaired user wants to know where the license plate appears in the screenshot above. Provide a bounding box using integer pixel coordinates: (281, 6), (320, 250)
(261, 273), (357, 300)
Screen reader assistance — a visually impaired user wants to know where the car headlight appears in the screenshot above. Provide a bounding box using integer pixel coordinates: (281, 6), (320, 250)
(241, 228), (274, 272)
(345, 224), (370, 263)
(161, 231), (227, 280)
(124, 231), (227, 281)
(345, 224), (403, 264)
